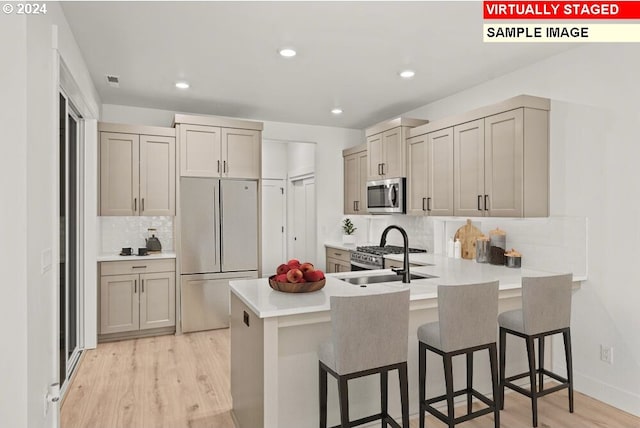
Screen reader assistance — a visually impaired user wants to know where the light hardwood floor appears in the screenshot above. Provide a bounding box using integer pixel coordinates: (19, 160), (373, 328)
(62, 329), (639, 428)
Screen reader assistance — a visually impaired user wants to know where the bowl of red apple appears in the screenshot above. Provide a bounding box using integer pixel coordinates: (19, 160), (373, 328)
(269, 259), (326, 293)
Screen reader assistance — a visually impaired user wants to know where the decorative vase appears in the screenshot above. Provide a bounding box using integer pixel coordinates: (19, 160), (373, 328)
(342, 234), (356, 245)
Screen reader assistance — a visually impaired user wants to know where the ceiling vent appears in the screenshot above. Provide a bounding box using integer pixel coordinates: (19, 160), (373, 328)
(106, 74), (120, 88)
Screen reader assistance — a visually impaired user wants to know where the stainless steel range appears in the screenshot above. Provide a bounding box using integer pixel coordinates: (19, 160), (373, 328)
(350, 245), (427, 270)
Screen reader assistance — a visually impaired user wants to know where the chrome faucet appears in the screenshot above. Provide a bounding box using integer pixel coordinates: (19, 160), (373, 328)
(380, 225), (411, 283)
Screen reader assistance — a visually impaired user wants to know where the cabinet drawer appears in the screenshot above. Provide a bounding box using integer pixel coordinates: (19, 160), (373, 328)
(100, 259), (176, 276)
(326, 257), (351, 273)
(325, 247), (351, 263)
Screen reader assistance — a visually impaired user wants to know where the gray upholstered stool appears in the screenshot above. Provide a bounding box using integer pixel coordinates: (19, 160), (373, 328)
(417, 281), (500, 428)
(319, 289), (410, 428)
(498, 273), (573, 427)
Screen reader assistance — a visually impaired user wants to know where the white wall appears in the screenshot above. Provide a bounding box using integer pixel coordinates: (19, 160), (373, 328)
(262, 140), (288, 180)
(1, 4), (100, 427)
(402, 44), (640, 415)
(101, 105), (363, 270)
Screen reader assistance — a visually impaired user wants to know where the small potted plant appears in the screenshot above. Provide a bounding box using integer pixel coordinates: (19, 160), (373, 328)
(342, 218), (357, 245)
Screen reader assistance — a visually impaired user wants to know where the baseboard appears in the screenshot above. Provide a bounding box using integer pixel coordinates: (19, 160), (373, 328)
(575, 372), (640, 417)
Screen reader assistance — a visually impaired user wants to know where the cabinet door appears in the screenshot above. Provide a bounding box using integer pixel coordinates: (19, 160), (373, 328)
(428, 127), (454, 216)
(139, 135), (175, 216)
(406, 134), (427, 216)
(344, 153), (359, 214)
(454, 119), (485, 217)
(357, 151), (368, 213)
(139, 272), (176, 330)
(326, 257), (350, 273)
(222, 128), (261, 179)
(179, 124), (222, 177)
(100, 132), (139, 216)
(484, 109), (524, 217)
(100, 274), (139, 334)
(381, 127), (405, 178)
(367, 133), (384, 180)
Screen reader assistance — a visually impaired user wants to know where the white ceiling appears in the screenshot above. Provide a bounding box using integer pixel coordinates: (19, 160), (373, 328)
(61, 1), (575, 129)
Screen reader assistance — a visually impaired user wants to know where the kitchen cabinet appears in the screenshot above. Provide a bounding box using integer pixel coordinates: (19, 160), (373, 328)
(343, 144), (367, 214)
(99, 259), (176, 338)
(408, 95), (549, 218)
(325, 246), (351, 273)
(99, 123), (176, 216)
(383, 258), (420, 269)
(407, 127), (454, 216)
(366, 118), (429, 180)
(175, 114), (263, 179)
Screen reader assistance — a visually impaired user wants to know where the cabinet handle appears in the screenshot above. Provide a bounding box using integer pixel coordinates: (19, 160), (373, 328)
(224, 160), (227, 173)
(134, 279), (137, 293)
(217, 160), (221, 173)
(132, 265), (147, 269)
(422, 197), (426, 211)
(381, 163), (385, 175)
(334, 252), (341, 257)
(141, 279), (144, 293)
(353, 201), (357, 212)
(335, 263), (339, 272)
(484, 195), (489, 211)
(477, 195), (483, 211)
(141, 198), (145, 212)
(427, 197), (432, 212)
(134, 198), (137, 212)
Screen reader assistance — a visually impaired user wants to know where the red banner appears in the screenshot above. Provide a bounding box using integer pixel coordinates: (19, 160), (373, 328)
(484, 1), (640, 19)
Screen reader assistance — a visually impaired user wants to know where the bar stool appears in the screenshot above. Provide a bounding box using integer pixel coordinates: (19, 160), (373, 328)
(417, 281), (500, 428)
(319, 289), (410, 428)
(498, 273), (573, 427)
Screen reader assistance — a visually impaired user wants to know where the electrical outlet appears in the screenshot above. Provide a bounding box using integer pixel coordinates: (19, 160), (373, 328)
(600, 345), (613, 364)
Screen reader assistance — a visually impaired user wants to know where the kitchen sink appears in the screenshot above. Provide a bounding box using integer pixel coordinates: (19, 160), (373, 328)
(340, 272), (438, 285)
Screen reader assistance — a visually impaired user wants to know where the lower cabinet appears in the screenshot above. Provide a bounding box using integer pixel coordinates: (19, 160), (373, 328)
(383, 258), (420, 269)
(325, 246), (351, 273)
(99, 259), (176, 338)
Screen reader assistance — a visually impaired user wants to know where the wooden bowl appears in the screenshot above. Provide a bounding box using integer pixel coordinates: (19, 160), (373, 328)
(268, 275), (326, 293)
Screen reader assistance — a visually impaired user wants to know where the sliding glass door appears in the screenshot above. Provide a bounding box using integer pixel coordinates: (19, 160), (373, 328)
(59, 91), (84, 392)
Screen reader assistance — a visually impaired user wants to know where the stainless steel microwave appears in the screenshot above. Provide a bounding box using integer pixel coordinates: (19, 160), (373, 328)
(366, 177), (405, 214)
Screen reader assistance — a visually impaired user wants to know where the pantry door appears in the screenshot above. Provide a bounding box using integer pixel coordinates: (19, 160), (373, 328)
(290, 176), (316, 264)
(261, 179), (286, 276)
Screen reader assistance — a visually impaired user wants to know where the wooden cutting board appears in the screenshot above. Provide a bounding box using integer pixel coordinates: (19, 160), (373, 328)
(454, 219), (484, 260)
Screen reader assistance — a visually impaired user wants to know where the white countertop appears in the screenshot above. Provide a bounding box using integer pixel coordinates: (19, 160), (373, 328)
(230, 253), (585, 319)
(323, 241), (359, 251)
(97, 251), (177, 262)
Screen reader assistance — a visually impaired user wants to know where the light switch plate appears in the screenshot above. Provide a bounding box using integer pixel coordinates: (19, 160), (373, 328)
(41, 248), (52, 274)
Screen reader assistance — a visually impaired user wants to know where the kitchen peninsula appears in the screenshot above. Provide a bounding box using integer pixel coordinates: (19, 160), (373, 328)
(229, 255), (584, 428)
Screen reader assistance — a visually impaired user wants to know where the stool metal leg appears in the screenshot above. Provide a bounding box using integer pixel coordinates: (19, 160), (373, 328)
(399, 362), (410, 428)
(380, 369), (388, 427)
(418, 342), (426, 428)
(499, 327), (506, 410)
(538, 336), (545, 393)
(564, 328), (574, 413)
(319, 363), (327, 428)
(338, 376), (350, 428)
(466, 351), (474, 414)
(443, 354), (455, 428)
(526, 337), (538, 427)
(489, 343), (500, 428)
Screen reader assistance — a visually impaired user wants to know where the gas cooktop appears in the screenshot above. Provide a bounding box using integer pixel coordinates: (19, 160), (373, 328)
(355, 245), (427, 256)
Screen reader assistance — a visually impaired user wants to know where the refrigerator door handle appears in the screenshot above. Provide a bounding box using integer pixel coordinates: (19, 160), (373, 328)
(214, 182), (222, 269)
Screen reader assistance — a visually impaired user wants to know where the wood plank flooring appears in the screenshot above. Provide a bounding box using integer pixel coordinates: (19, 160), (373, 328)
(62, 329), (640, 428)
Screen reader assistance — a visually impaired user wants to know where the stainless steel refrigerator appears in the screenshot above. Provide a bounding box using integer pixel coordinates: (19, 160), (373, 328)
(180, 177), (258, 332)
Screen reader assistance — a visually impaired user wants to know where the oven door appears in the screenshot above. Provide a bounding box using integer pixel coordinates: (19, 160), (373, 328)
(367, 178), (405, 213)
(350, 260), (375, 271)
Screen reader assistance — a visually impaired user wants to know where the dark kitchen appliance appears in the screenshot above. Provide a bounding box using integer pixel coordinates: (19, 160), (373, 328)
(350, 245), (426, 271)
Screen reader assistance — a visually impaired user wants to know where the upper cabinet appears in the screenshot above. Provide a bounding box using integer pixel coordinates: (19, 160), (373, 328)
(175, 114), (262, 179)
(407, 127), (454, 216)
(343, 144), (368, 214)
(408, 95), (550, 218)
(99, 123), (176, 216)
(366, 118), (429, 181)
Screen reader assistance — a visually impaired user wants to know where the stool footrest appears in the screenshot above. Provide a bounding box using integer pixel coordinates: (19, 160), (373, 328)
(328, 412), (401, 428)
(422, 387), (497, 425)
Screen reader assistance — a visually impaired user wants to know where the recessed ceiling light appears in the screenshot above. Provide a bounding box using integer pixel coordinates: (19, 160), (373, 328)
(175, 81), (190, 89)
(399, 70), (415, 79)
(331, 108), (343, 115)
(279, 48), (297, 58)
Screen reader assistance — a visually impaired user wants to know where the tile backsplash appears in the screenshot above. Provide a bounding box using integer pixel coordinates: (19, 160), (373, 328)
(343, 215), (434, 252)
(98, 216), (174, 254)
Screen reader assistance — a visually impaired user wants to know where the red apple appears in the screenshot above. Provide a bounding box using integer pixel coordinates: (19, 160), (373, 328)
(275, 273), (288, 283)
(276, 264), (290, 275)
(304, 269), (325, 282)
(287, 258), (300, 266)
(286, 268), (303, 283)
(296, 277), (307, 283)
(299, 262), (315, 274)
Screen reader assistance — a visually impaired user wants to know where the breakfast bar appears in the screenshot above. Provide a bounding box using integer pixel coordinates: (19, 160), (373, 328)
(229, 255), (584, 428)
